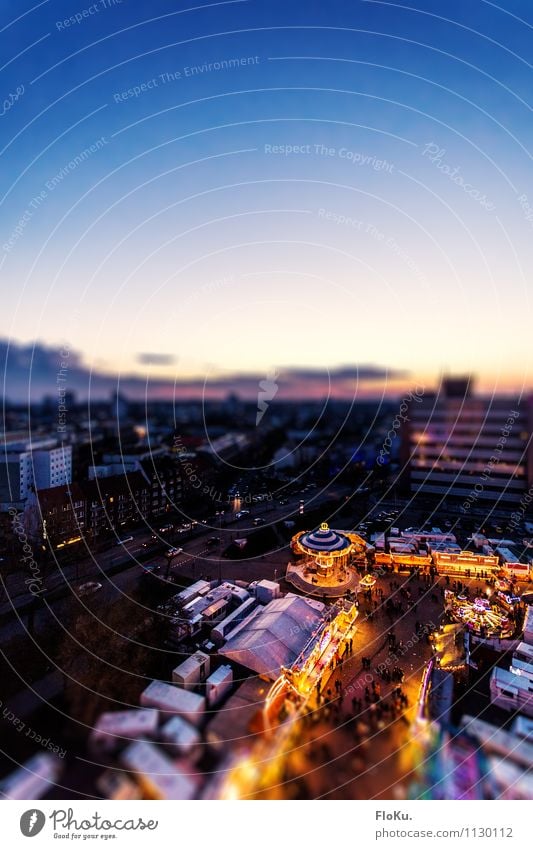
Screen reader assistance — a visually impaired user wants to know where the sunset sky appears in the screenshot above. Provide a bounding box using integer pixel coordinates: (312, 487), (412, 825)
(1, 0), (532, 399)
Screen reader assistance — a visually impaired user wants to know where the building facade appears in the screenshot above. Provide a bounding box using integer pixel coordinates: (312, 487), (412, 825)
(402, 378), (533, 507)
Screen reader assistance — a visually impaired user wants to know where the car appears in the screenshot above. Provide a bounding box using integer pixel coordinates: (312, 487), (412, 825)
(253, 517), (265, 526)
(115, 536), (134, 546)
(207, 537), (221, 547)
(235, 510), (250, 519)
(77, 581), (102, 598)
(167, 547), (183, 558)
(278, 499), (289, 505)
(141, 564), (161, 576)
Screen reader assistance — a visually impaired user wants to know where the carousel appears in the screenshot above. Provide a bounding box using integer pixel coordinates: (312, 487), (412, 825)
(444, 590), (514, 638)
(286, 522), (366, 597)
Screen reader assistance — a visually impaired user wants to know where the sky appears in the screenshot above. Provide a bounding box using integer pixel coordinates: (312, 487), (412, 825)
(1, 0), (532, 400)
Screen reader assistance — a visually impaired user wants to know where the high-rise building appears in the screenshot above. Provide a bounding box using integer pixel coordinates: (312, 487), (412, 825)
(0, 444), (72, 501)
(401, 377), (533, 506)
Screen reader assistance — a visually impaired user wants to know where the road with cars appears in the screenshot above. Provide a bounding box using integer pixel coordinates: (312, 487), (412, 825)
(0, 484), (354, 634)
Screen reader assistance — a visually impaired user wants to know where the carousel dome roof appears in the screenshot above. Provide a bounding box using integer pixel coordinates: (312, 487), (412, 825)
(299, 523), (352, 554)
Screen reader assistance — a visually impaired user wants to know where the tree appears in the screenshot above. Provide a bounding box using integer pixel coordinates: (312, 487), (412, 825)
(57, 599), (160, 727)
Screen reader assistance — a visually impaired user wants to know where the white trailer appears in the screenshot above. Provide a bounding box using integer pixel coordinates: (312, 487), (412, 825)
(175, 580), (210, 607)
(140, 680), (206, 725)
(510, 642), (533, 683)
(211, 598), (257, 646)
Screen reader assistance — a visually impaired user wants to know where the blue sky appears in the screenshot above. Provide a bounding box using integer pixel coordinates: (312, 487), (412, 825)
(1, 0), (532, 398)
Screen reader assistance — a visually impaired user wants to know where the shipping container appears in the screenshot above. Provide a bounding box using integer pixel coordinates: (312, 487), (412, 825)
(90, 709), (159, 753)
(512, 714), (533, 739)
(255, 579), (281, 604)
(172, 651), (210, 690)
(160, 715), (201, 758)
(0, 753), (62, 800)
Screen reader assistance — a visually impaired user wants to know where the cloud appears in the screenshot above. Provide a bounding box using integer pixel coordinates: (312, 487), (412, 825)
(0, 338), (409, 402)
(136, 353), (177, 366)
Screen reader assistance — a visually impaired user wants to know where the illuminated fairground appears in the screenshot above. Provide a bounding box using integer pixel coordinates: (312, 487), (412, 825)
(444, 590), (514, 638)
(218, 601), (358, 799)
(286, 522), (366, 597)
